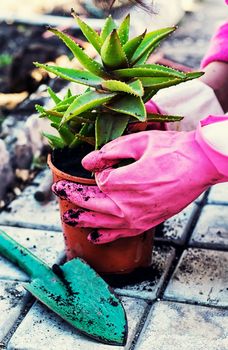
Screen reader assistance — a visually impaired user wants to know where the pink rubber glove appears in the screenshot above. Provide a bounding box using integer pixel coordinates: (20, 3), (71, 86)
(201, 20), (228, 68)
(52, 116), (228, 244)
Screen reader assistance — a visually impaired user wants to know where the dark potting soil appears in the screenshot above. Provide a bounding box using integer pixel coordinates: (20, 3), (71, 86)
(52, 145), (95, 179)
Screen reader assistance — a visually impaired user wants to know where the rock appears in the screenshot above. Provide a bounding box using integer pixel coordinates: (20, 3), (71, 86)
(2, 116), (34, 169)
(0, 140), (14, 199)
(25, 114), (57, 156)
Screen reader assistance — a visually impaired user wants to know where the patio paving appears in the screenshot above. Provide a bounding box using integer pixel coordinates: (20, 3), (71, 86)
(0, 0), (227, 349)
(135, 301), (228, 350)
(189, 205), (228, 250)
(164, 248), (228, 308)
(7, 298), (147, 350)
(0, 168), (227, 349)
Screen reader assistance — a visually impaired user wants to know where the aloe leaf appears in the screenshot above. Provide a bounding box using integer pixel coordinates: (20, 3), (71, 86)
(70, 122), (95, 148)
(133, 50), (151, 66)
(123, 31), (146, 61)
(51, 121), (75, 143)
(100, 15), (117, 43)
(48, 28), (108, 78)
(185, 71), (204, 80)
(101, 79), (143, 96)
(114, 64), (185, 79)
(143, 88), (158, 103)
(101, 29), (129, 69)
(42, 133), (65, 149)
(139, 76), (184, 88)
(44, 114), (62, 124)
(128, 80), (144, 96)
(131, 27), (176, 65)
(117, 14), (130, 45)
(35, 104), (45, 116)
(47, 87), (61, 104)
(69, 115), (95, 125)
(34, 63), (103, 88)
(66, 88), (72, 98)
(96, 113), (129, 149)
(54, 95), (79, 111)
(73, 13), (102, 53)
(107, 95), (146, 121)
(41, 109), (63, 118)
(36, 104), (63, 119)
(71, 134), (95, 146)
(139, 64), (185, 78)
(61, 91), (116, 124)
(146, 113), (184, 122)
(73, 109), (97, 121)
(58, 126), (75, 145)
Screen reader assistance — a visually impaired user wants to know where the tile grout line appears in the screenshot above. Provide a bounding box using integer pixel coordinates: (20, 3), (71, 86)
(161, 297), (228, 310)
(2, 295), (36, 349)
(128, 302), (154, 350)
(155, 190), (211, 299)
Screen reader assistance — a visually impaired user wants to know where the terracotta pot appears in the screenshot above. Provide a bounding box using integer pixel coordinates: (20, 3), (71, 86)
(48, 154), (154, 274)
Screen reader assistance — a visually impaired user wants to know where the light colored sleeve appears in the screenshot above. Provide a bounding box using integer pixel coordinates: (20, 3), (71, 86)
(153, 79), (224, 131)
(201, 119), (228, 154)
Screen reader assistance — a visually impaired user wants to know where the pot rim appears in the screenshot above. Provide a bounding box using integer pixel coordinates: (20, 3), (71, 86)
(47, 153), (96, 185)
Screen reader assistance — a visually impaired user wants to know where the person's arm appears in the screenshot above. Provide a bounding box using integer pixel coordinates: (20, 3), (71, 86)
(200, 62), (228, 113)
(149, 20), (228, 131)
(200, 19), (228, 112)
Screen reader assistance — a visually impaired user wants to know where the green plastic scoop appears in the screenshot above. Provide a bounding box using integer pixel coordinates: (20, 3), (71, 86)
(0, 229), (127, 345)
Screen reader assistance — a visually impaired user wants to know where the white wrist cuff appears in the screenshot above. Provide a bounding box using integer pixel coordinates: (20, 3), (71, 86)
(196, 116), (228, 177)
(202, 119), (228, 154)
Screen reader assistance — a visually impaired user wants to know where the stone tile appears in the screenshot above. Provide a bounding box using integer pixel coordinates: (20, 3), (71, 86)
(135, 301), (228, 350)
(106, 245), (175, 301)
(0, 186), (61, 231)
(0, 226), (64, 281)
(0, 280), (29, 341)
(207, 183), (228, 205)
(155, 203), (198, 245)
(189, 205), (228, 250)
(164, 248), (228, 307)
(8, 297), (147, 350)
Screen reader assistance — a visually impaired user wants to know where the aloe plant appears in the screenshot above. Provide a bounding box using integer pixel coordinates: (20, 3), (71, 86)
(35, 11), (203, 150)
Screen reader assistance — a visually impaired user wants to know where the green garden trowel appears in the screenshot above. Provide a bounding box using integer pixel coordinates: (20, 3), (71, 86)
(0, 229), (127, 345)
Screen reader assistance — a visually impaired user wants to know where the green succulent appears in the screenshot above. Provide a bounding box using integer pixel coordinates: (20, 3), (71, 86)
(35, 11), (203, 150)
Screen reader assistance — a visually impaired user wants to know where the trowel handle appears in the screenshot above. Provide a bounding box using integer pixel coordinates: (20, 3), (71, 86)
(0, 229), (48, 278)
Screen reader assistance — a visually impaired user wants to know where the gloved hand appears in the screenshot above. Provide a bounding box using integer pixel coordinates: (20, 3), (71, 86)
(201, 21), (228, 68)
(52, 116), (228, 244)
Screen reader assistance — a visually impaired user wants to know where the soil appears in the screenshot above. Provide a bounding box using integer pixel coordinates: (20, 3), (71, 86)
(0, 22), (66, 94)
(52, 145), (95, 179)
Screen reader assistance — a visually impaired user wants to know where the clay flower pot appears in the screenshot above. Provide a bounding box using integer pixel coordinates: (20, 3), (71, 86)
(48, 154), (154, 274)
